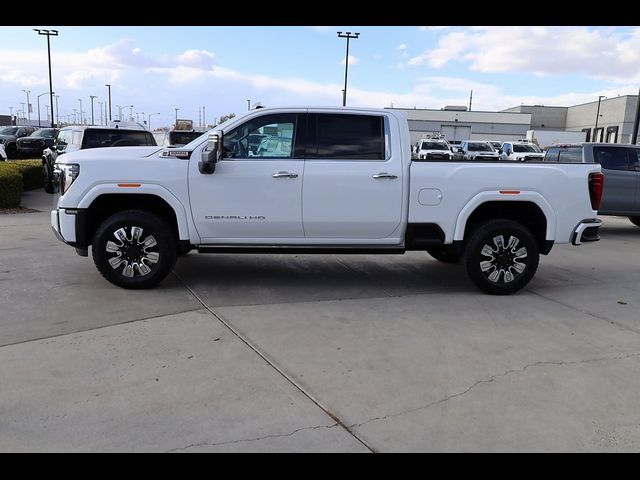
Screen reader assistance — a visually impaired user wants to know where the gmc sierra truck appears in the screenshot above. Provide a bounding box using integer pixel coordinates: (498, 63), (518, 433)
(50, 107), (604, 295)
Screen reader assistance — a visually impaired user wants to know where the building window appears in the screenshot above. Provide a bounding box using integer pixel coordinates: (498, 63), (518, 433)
(593, 127), (604, 143)
(606, 126), (619, 144)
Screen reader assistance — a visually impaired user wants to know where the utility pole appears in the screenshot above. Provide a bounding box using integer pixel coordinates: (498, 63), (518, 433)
(247, 99), (250, 111)
(90, 95), (97, 126)
(203, 106), (206, 128)
(175, 107), (180, 127)
(54, 94), (59, 127)
(105, 84), (112, 121)
(98, 101), (104, 126)
(128, 105), (134, 121)
(469, 90), (473, 111)
(34, 29), (58, 127)
(337, 31), (360, 107)
(594, 95), (606, 142)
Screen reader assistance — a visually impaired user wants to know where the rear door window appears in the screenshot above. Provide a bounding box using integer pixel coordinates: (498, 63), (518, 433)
(309, 113), (385, 160)
(593, 146), (630, 171)
(82, 130), (156, 149)
(557, 147), (583, 163)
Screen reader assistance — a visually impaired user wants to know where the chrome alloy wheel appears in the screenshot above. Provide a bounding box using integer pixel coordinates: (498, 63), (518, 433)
(479, 235), (528, 284)
(105, 226), (160, 278)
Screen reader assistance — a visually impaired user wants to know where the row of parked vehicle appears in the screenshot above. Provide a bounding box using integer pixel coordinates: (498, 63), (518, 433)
(412, 136), (544, 162)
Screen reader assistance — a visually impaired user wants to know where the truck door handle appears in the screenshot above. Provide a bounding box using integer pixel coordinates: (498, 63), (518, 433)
(272, 171), (298, 178)
(372, 173), (398, 179)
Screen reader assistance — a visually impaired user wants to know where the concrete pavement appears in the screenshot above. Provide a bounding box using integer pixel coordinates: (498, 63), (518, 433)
(1, 189), (639, 451)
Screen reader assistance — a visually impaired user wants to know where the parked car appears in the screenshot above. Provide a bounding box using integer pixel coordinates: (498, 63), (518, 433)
(487, 141), (504, 153)
(0, 126), (37, 159)
(153, 130), (204, 147)
(457, 140), (501, 161)
(415, 139), (453, 161)
(51, 107), (602, 295)
(501, 141), (544, 162)
(543, 143), (640, 226)
(251, 135), (292, 157)
(42, 125), (157, 193)
(16, 128), (59, 158)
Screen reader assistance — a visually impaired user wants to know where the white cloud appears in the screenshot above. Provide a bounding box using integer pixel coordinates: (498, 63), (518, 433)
(397, 44), (407, 50)
(409, 26), (640, 83)
(340, 55), (359, 66)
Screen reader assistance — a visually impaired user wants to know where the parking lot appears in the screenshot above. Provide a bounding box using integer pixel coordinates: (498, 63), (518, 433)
(1, 189), (640, 452)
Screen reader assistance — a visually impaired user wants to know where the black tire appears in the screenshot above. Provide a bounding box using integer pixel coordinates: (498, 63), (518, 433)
(464, 219), (539, 295)
(629, 217), (640, 227)
(426, 246), (461, 264)
(43, 164), (55, 194)
(5, 144), (17, 159)
(92, 210), (176, 289)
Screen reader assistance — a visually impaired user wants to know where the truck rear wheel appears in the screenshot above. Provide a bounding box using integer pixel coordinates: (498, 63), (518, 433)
(426, 246), (461, 264)
(629, 217), (640, 227)
(43, 164), (55, 194)
(464, 219), (539, 295)
(92, 210), (176, 289)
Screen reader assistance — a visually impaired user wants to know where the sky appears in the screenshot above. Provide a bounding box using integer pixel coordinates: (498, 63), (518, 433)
(1, 26), (639, 129)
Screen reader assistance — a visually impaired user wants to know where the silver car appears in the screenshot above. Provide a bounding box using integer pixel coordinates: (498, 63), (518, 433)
(543, 143), (640, 226)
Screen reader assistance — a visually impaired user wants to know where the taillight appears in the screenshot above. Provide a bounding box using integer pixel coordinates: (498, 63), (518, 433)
(589, 172), (604, 211)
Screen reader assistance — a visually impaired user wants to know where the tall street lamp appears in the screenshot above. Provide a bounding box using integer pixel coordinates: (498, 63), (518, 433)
(98, 101), (104, 126)
(116, 105), (123, 121)
(105, 84), (112, 121)
(34, 29), (58, 127)
(128, 105), (134, 121)
(37, 91), (52, 127)
(90, 95), (97, 126)
(594, 95), (606, 142)
(148, 112), (160, 131)
(247, 99), (251, 111)
(337, 31), (360, 107)
(175, 107), (180, 127)
(78, 98), (83, 125)
(54, 94), (60, 127)
(22, 89), (31, 121)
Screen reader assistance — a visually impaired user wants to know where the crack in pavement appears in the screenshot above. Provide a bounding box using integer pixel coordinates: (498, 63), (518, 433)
(349, 352), (640, 430)
(165, 423), (340, 453)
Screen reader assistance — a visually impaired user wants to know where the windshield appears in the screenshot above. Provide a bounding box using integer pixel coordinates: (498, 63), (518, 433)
(513, 144), (541, 153)
(468, 143), (494, 152)
(181, 131), (209, 149)
(420, 141), (449, 151)
(31, 128), (57, 138)
(0, 127), (18, 135)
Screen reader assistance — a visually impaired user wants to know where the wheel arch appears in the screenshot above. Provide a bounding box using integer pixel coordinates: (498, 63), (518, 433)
(455, 194), (556, 255)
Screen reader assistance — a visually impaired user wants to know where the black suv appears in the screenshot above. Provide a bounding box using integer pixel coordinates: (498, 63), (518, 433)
(43, 125), (156, 193)
(0, 126), (37, 159)
(16, 128), (59, 158)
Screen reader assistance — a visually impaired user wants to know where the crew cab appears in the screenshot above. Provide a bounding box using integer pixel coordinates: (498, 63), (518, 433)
(50, 107), (604, 295)
(501, 141), (544, 162)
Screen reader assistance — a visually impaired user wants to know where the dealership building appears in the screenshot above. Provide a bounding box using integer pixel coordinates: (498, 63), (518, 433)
(389, 94), (639, 145)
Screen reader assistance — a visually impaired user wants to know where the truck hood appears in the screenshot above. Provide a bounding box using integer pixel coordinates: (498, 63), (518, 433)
(56, 146), (165, 163)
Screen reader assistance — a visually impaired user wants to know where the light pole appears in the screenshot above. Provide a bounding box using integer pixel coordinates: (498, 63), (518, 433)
(78, 99), (83, 125)
(148, 112), (160, 131)
(247, 99), (250, 111)
(128, 105), (134, 121)
(175, 107), (180, 127)
(22, 89), (31, 122)
(337, 31), (360, 107)
(37, 91), (51, 127)
(8, 106), (13, 124)
(116, 105), (123, 121)
(54, 94), (59, 127)
(594, 95), (606, 142)
(105, 84), (112, 121)
(90, 95), (97, 126)
(19, 102), (25, 122)
(34, 29), (58, 127)
(97, 101), (104, 126)
(72, 109), (78, 124)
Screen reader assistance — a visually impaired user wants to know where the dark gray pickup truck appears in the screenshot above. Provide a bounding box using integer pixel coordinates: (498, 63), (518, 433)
(543, 143), (640, 226)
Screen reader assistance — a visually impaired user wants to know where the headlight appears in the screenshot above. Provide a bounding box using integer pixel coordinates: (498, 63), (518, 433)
(56, 163), (80, 194)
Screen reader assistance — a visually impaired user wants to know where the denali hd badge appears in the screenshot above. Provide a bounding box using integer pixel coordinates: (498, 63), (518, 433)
(205, 215), (266, 220)
(160, 150), (191, 159)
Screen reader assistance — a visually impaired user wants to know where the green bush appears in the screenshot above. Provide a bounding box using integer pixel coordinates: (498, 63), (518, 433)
(0, 163), (23, 208)
(11, 160), (43, 191)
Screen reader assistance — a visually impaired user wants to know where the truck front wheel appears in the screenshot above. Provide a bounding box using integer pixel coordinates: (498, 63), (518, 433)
(92, 210), (177, 289)
(464, 219), (539, 295)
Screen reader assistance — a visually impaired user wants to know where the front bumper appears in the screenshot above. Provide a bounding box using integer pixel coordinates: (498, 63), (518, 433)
(572, 219), (602, 245)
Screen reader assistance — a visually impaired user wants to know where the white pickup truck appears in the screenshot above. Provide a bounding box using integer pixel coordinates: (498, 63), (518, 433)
(51, 107), (604, 295)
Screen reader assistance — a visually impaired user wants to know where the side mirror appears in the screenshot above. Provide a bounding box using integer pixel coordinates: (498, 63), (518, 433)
(199, 132), (223, 175)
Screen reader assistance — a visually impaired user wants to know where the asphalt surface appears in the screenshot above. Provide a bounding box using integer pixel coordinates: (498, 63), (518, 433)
(1, 189), (639, 452)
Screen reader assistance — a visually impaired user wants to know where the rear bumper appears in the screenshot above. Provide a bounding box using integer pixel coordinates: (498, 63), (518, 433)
(572, 218), (602, 245)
